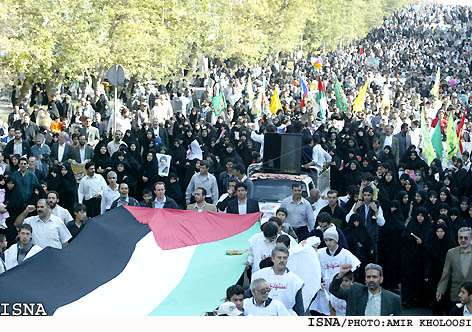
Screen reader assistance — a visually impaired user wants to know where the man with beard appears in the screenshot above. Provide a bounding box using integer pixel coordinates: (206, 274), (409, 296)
(48, 191), (72, 224)
(330, 263), (402, 316)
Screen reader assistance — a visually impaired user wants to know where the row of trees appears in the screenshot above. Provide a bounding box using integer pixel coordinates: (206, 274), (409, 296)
(0, 0), (411, 102)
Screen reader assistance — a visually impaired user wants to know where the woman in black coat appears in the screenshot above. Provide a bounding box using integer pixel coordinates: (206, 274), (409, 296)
(343, 213), (374, 282)
(138, 150), (159, 197)
(400, 207), (433, 308)
(378, 170), (399, 202)
(397, 190), (411, 221)
(343, 160), (362, 188)
(92, 143), (113, 176)
(378, 200), (405, 291)
(4, 177), (25, 246)
(53, 164), (79, 216)
(425, 223), (454, 315)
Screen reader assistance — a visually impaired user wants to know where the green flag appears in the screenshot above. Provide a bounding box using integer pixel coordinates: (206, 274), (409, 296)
(334, 75), (348, 112)
(431, 122), (443, 160)
(420, 108), (436, 165)
(446, 112), (459, 161)
(211, 91), (226, 116)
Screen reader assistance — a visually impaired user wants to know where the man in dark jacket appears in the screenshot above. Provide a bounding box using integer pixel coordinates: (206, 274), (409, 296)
(152, 182), (179, 209)
(3, 129), (30, 162)
(450, 281), (472, 316)
(330, 263), (402, 316)
(109, 183), (140, 210)
(226, 182), (259, 215)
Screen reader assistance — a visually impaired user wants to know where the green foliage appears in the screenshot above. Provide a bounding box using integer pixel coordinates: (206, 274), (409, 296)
(304, 0), (413, 52)
(0, 0), (412, 88)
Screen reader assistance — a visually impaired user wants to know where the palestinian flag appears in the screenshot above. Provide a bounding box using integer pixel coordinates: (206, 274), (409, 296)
(0, 207), (260, 316)
(315, 77), (328, 119)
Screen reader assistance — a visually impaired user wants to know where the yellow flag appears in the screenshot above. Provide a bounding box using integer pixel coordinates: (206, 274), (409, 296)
(247, 76), (254, 102)
(381, 84), (390, 109)
(430, 68), (440, 98)
(353, 79), (369, 113)
(270, 88), (282, 114)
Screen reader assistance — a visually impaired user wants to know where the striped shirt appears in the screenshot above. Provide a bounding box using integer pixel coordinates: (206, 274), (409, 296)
(23, 214), (72, 249)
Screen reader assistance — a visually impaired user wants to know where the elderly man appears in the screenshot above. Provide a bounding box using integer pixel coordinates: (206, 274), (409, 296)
(51, 131), (72, 165)
(437, 227), (472, 305)
(4, 223), (42, 269)
(243, 278), (290, 316)
(14, 199), (72, 249)
(280, 183), (315, 242)
(330, 263), (402, 316)
(379, 125), (399, 166)
(251, 246), (305, 315)
(100, 171), (120, 214)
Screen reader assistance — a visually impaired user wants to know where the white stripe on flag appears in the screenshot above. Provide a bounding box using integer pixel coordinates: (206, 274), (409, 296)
(54, 233), (196, 316)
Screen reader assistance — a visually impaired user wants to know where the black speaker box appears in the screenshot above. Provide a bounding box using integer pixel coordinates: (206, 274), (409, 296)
(262, 133), (302, 174)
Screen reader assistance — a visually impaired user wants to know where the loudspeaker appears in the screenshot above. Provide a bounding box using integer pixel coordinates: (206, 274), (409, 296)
(262, 133), (302, 174)
(262, 133), (281, 173)
(280, 134), (302, 174)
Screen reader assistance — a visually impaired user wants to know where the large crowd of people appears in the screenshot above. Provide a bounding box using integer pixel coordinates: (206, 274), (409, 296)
(1, 3), (472, 317)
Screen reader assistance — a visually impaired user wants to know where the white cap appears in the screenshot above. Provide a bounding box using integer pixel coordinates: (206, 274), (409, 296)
(215, 302), (243, 316)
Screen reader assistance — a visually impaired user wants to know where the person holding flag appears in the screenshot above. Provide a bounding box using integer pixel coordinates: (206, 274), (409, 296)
(298, 74), (309, 108)
(334, 75), (348, 113)
(420, 108), (436, 165)
(446, 112), (460, 162)
(315, 77), (328, 119)
(353, 79), (370, 114)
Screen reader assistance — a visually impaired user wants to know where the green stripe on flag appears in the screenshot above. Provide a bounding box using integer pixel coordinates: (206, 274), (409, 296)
(148, 222), (260, 316)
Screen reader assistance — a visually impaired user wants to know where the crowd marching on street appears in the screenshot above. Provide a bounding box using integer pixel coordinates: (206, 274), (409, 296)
(1, 3), (472, 317)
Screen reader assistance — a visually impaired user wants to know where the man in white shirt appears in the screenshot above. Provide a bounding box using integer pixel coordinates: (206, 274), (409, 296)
(251, 246), (305, 315)
(14, 199), (72, 249)
(100, 171), (120, 214)
(243, 278), (290, 316)
(107, 130), (127, 156)
(345, 186), (385, 256)
(78, 162), (107, 218)
(4, 223), (42, 270)
(48, 191), (72, 224)
(311, 136), (332, 174)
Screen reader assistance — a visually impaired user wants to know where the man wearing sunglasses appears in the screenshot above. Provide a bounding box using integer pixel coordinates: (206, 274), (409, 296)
(243, 278), (290, 316)
(437, 227), (472, 307)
